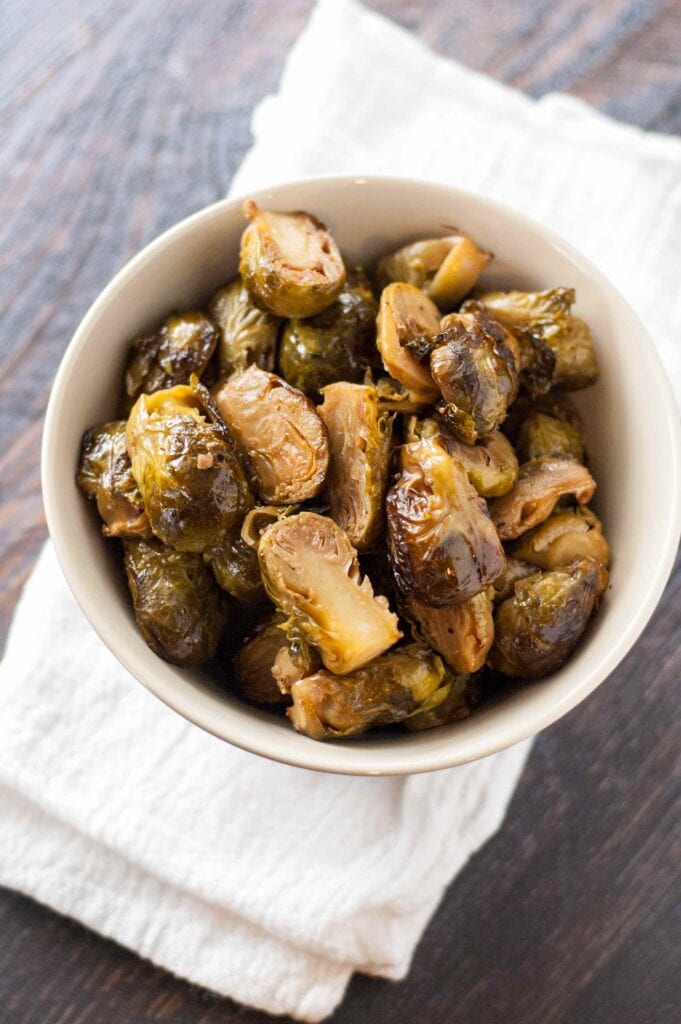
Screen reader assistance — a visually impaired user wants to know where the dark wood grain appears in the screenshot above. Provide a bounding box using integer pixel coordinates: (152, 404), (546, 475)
(0, 1), (679, 1022)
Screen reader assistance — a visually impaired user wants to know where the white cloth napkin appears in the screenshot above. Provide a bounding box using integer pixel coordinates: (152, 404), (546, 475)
(1, 1), (680, 1021)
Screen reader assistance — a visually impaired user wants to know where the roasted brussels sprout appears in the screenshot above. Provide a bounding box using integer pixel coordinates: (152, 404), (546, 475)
(123, 538), (227, 665)
(373, 375), (427, 413)
(278, 268), (378, 394)
(515, 411), (585, 463)
(215, 365), (329, 504)
(204, 531), (265, 603)
(233, 613), (321, 704)
(376, 283), (441, 403)
(405, 671), (477, 731)
(512, 507), (610, 575)
(77, 420), (151, 538)
(124, 312), (218, 410)
(209, 276), (280, 377)
(405, 417), (518, 498)
(386, 437), (505, 606)
(491, 556), (536, 603)
(319, 382), (393, 551)
(427, 308), (519, 444)
(404, 588), (494, 674)
(239, 201), (346, 318)
(478, 288), (599, 391)
(378, 234), (492, 310)
(501, 389), (583, 445)
(461, 297), (554, 397)
(287, 644), (450, 739)
(489, 457), (596, 540)
(489, 557), (608, 678)
(258, 512), (402, 675)
(126, 380), (252, 552)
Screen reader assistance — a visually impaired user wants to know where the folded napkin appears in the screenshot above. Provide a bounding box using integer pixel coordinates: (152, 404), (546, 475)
(2, 1), (680, 1021)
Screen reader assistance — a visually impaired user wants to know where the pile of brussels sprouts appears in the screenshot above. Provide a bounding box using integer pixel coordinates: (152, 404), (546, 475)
(77, 201), (609, 741)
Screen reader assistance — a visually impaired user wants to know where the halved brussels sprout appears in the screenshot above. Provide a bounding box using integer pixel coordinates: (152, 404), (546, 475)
(204, 530), (265, 603)
(209, 276), (280, 377)
(126, 380), (252, 552)
(515, 411), (584, 463)
(489, 457), (596, 540)
(124, 312), (218, 410)
(478, 288), (599, 390)
(378, 234), (492, 309)
(258, 511), (402, 675)
(376, 283), (441, 403)
(490, 557), (608, 678)
(512, 507), (610, 575)
(404, 588), (494, 674)
(405, 416), (518, 498)
(318, 382), (393, 551)
(386, 437), (505, 606)
(124, 538), (227, 665)
(428, 309), (519, 444)
(233, 613), (321, 704)
(491, 556), (536, 603)
(239, 201), (346, 317)
(77, 420), (151, 538)
(215, 365), (329, 504)
(287, 644), (450, 739)
(278, 268), (378, 394)
(405, 672), (478, 731)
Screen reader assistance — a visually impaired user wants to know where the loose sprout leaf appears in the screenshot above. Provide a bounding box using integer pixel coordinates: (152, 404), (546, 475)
(490, 557), (608, 678)
(287, 644), (450, 739)
(489, 457), (596, 540)
(405, 672), (477, 731)
(209, 276), (280, 377)
(319, 382), (393, 551)
(124, 538), (227, 665)
(126, 381), (253, 553)
(386, 437), (506, 607)
(258, 511), (402, 675)
(215, 365), (329, 504)
(239, 202), (346, 318)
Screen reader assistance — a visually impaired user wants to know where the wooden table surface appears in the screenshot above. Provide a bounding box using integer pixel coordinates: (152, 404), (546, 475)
(1, 1), (680, 1021)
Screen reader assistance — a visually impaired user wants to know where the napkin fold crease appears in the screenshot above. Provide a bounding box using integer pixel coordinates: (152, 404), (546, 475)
(2, 0), (680, 1020)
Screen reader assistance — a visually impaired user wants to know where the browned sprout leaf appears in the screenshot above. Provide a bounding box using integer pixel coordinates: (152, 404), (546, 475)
(124, 312), (218, 411)
(258, 511), (402, 675)
(233, 613), (321, 704)
(490, 557), (608, 678)
(373, 375), (428, 413)
(512, 507), (610, 577)
(288, 644), (450, 739)
(77, 420), (151, 538)
(404, 588), (494, 674)
(376, 283), (441, 403)
(478, 288), (599, 391)
(386, 437), (505, 607)
(515, 411), (584, 463)
(430, 308), (519, 444)
(490, 457), (596, 541)
(124, 538), (227, 665)
(239, 201), (346, 318)
(215, 365), (329, 504)
(209, 276), (280, 377)
(378, 234), (492, 310)
(405, 416), (518, 498)
(319, 382), (393, 551)
(126, 380), (252, 552)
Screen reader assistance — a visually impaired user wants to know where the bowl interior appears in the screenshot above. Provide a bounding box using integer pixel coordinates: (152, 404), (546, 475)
(42, 176), (681, 774)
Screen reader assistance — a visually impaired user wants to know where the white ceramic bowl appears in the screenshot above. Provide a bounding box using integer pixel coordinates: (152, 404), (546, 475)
(42, 175), (681, 775)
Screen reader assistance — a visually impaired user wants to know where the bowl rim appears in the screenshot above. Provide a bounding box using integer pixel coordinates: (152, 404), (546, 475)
(41, 173), (681, 775)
